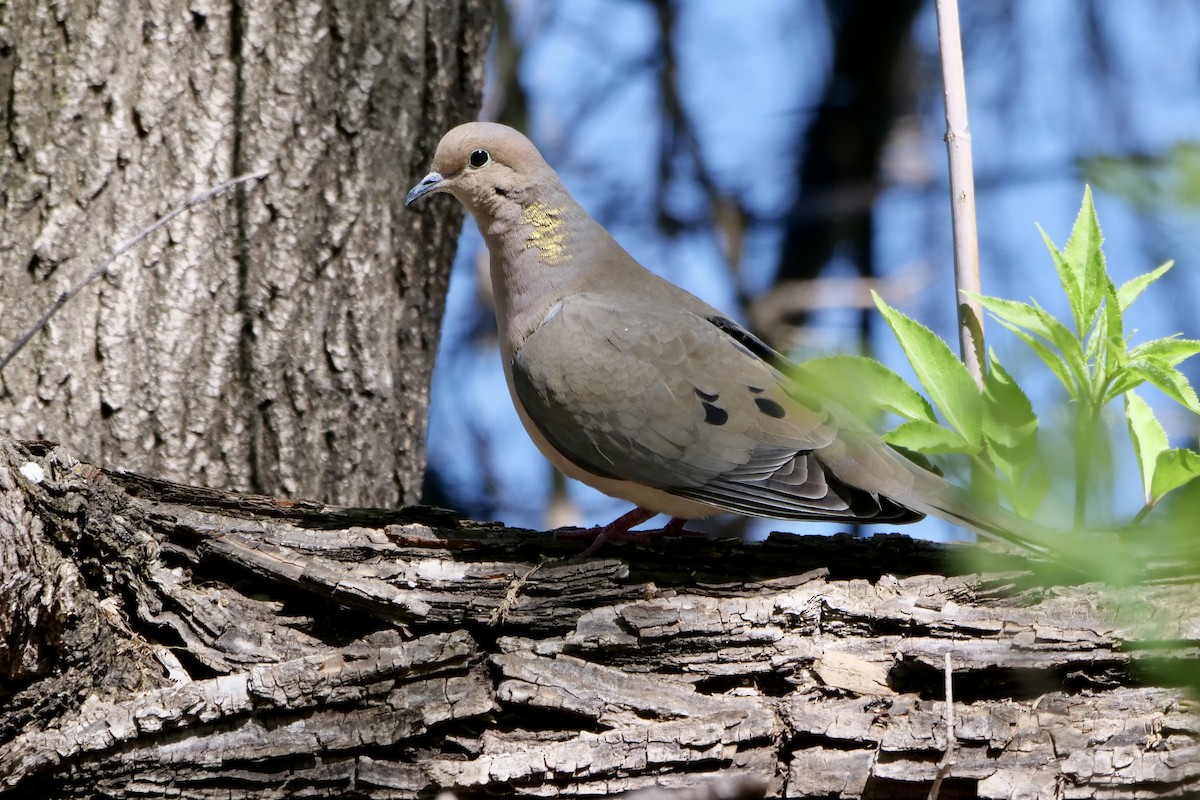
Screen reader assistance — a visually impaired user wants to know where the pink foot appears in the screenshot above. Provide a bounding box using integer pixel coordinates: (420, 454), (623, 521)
(663, 517), (689, 534)
(662, 517), (709, 539)
(561, 510), (703, 557)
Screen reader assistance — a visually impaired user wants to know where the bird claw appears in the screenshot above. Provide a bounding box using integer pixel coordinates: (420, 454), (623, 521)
(558, 509), (700, 557)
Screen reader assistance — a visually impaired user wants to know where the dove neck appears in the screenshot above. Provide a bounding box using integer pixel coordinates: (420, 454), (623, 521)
(482, 191), (633, 359)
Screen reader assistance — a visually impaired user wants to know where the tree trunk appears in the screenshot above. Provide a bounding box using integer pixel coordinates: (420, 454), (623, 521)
(0, 0), (489, 506)
(2, 437), (1196, 799)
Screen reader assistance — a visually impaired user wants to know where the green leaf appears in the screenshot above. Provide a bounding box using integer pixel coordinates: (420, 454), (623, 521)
(981, 353), (1040, 503)
(996, 449), (1052, 519)
(1105, 362), (1172, 408)
(1128, 336), (1200, 368)
(1085, 287), (1126, 403)
(1101, 275), (1124, 365)
(873, 292), (983, 447)
(990, 317), (1079, 397)
(1096, 336), (1134, 407)
(982, 352), (1038, 452)
(795, 355), (937, 424)
(1062, 186), (1107, 337)
(1150, 448), (1200, 501)
(1106, 368), (1146, 401)
(1037, 226), (1082, 332)
(1117, 260), (1173, 312)
(1130, 360), (1200, 415)
(1125, 392), (1169, 502)
(884, 420), (975, 454)
(976, 296), (1086, 380)
(1083, 297), (1110, 397)
(976, 295), (1054, 339)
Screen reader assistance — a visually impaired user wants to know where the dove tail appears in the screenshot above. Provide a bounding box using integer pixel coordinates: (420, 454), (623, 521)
(901, 470), (1060, 558)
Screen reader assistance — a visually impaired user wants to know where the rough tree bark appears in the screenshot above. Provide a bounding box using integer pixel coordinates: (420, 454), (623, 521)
(0, 0), (489, 506)
(1, 437), (1196, 799)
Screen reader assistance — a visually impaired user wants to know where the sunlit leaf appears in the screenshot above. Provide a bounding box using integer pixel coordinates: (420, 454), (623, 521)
(1084, 300), (1109, 396)
(1101, 277), (1124, 366)
(1062, 186), (1107, 337)
(1038, 225), (1082, 330)
(1130, 360), (1200, 415)
(1125, 392), (1168, 503)
(1128, 336), (1200, 368)
(1151, 448), (1200, 501)
(982, 352), (1038, 451)
(977, 294), (1053, 339)
(1106, 369), (1146, 402)
(982, 353), (1041, 511)
(1117, 261), (1173, 312)
(990, 317), (1078, 397)
(873, 292), (983, 447)
(796, 355), (937, 424)
(977, 296), (1086, 385)
(884, 419), (975, 454)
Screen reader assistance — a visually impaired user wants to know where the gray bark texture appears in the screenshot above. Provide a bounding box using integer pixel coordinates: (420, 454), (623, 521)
(0, 0), (489, 506)
(1, 438), (1197, 799)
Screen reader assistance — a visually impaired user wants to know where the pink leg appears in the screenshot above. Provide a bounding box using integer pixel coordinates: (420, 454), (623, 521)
(572, 507), (657, 558)
(663, 517), (689, 534)
(566, 510), (705, 557)
(661, 517), (708, 540)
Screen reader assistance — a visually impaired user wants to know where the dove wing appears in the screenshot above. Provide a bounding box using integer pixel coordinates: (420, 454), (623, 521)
(510, 292), (922, 523)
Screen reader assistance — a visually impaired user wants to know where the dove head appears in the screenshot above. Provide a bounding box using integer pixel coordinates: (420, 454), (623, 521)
(406, 122), (598, 274)
(405, 122), (559, 218)
(406, 122), (640, 353)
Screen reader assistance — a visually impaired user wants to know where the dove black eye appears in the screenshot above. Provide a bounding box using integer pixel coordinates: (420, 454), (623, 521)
(468, 149), (491, 169)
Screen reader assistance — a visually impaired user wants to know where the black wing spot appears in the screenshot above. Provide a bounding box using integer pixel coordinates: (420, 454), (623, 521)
(494, 186), (509, 197)
(702, 402), (728, 426)
(694, 387), (719, 402)
(755, 397), (786, 419)
(746, 385), (764, 394)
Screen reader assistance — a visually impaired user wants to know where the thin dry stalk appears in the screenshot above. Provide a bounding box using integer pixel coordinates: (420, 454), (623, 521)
(928, 651), (957, 800)
(935, 0), (985, 387)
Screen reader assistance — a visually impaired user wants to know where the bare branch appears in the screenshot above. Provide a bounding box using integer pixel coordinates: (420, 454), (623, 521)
(0, 170), (269, 375)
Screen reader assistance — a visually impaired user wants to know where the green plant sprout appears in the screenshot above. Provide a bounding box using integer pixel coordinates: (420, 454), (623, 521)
(804, 187), (1200, 536)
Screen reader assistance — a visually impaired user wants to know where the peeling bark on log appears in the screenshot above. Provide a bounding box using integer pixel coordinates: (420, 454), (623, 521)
(0, 0), (489, 506)
(1, 438), (1197, 799)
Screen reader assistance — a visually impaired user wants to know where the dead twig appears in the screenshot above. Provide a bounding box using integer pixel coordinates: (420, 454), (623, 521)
(928, 651), (957, 800)
(934, 0), (985, 388)
(0, 170), (269, 375)
(489, 558), (546, 626)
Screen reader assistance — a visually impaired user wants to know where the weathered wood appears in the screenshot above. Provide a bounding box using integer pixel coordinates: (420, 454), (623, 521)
(1, 438), (1197, 799)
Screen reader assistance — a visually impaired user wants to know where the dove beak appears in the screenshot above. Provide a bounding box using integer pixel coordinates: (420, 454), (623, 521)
(405, 171), (446, 206)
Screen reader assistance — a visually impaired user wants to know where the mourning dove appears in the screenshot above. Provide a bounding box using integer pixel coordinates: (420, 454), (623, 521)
(406, 122), (1047, 555)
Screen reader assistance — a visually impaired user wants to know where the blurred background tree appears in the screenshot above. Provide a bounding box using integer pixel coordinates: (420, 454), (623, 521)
(424, 0), (1200, 540)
